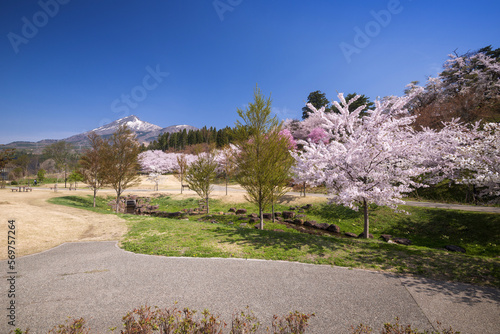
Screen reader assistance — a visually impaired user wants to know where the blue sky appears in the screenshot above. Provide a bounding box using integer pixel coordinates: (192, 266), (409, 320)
(1, 0), (499, 144)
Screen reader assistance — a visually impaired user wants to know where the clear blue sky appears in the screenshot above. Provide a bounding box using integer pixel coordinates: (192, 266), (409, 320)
(1, 0), (499, 144)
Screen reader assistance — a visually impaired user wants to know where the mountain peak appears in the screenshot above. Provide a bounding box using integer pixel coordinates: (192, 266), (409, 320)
(93, 115), (162, 134)
(116, 115), (140, 122)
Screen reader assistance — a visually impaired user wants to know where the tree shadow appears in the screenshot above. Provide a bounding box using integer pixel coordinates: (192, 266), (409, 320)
(383, 207), (500, 257)
(277, 194), (300, 204)
(309, 203), (363, 220)
(211, 225), (346, 256)
(399, 274), (500, 306)
(215, 225), (500, 303)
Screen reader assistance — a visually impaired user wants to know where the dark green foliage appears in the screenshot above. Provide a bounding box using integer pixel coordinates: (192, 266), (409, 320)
(409, 179), (496, 205)
(37, 169), (46, 183)
(149, 126), (236, 151)
(302, 90), (331, 119)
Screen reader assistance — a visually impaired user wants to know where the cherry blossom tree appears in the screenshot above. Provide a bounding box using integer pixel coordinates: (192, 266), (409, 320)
(293, 93), (431, 238)
(278, 128), (297, 149)
(406, 47), (500, 128)
(307, 127), (329, 144)
(436, 121), (500, 200)
(462, 122), (500, 199)
(138, 150), (174, 191)
(139, 151), (198, 191)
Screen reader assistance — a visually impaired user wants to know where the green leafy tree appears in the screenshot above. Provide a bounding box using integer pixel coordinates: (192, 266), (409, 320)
(37, 169), (46, 183)
(68, 170), (84, 188)
(267, 137), (295, 222)
(185, 152), (218, 213)
(302, 90), (331, 119)
(234, 85), (290, 229)
(104, 125), (141, 212)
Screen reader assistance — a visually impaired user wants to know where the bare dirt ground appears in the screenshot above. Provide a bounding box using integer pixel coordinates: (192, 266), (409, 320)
(0, 188), (127, 260)
(0, 176), (326, 260)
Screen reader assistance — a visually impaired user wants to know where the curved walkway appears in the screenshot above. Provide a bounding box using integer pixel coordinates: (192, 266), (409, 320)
(2, 241), (499, 333)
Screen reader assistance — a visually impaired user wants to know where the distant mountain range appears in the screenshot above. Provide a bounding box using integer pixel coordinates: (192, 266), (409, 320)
(1, 115), (198, 151)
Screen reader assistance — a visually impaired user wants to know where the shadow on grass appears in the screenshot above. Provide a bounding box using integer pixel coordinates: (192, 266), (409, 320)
(384, 207), (500, 257)
(212, 225), (500, 290)
(48, 195), (110, 213)
(212, 225), (344, 256)
(353, 242), (500, 290)
(309, 203), (363, 220)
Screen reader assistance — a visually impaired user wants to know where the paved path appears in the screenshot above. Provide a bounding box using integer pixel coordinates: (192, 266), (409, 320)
(2, 241), (499, 333)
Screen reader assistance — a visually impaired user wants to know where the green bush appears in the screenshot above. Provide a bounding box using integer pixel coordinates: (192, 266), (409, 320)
(37, 169), (46, 183)
(10, 180), (18, 186)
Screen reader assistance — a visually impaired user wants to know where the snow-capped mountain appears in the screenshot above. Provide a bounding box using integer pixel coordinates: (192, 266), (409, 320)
(1, 115), (199, 150)
(92, 115), (163, 135)
(57, 115), (198, 146)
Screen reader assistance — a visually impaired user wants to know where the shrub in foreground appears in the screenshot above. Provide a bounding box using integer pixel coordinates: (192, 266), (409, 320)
(13, 308), (460, 334)
(351, 317), (460, 334)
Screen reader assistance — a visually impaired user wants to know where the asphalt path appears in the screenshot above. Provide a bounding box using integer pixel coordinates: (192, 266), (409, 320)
(2, 241), (499, 334)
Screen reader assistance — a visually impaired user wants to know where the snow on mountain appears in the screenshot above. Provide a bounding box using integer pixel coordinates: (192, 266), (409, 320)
(2, 115), (199, 149)
(92, 115), (162, 135)
(161, 124), (198, 133)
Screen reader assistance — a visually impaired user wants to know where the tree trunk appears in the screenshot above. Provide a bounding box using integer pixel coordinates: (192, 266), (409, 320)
(115, 186), (121, 213)
(93, 188), (97, 207)
(259, 203), (264, 230)
(225, 173), (228, 196)
(206, 196), (209, 214)
(303, 182), (306, 197)
(272, 203), (275, 223)
(363, 199), (369, 239)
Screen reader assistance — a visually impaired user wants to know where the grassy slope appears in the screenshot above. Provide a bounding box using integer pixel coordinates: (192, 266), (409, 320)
(49, 195), (500, 288)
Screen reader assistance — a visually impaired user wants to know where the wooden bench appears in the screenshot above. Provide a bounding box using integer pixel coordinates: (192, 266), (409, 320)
(11, 188), (18, 192)
(181, 184), (190, 190)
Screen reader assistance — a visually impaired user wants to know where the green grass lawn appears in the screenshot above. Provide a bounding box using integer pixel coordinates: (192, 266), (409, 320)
(49, 194), (500, 288)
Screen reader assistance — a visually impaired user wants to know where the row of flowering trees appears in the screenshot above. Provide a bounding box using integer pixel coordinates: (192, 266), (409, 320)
(137, 49), (498, 236)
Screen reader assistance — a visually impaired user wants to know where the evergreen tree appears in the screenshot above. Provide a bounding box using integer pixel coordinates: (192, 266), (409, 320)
(302, 90), (330, 119)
